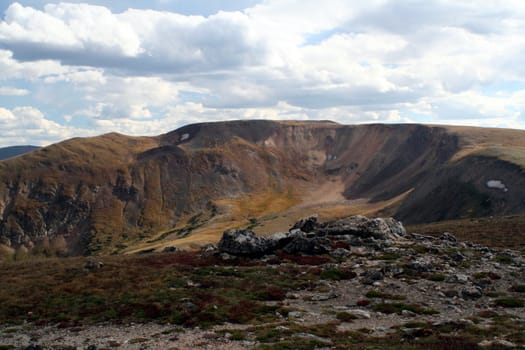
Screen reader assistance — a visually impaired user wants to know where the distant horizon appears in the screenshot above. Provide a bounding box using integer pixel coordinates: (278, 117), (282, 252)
(4, 118), (525, 148)
(1, 1), (525, 147)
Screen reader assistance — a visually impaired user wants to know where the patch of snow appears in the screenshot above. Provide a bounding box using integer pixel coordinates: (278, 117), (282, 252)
(180, 133), (190, 141)
(486, 180), (508, 192)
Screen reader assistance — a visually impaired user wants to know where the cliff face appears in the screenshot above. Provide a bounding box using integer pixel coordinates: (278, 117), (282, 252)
(1, 120), (524, 255)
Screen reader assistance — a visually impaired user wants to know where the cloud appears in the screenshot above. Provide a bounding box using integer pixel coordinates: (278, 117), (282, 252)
(0, 106), (87, 146)
(0, 86), (28, 95)
(0, 2), (268, 73)
(2, 0), (525, 147)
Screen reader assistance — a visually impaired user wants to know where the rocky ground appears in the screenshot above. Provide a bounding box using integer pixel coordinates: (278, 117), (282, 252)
(1, 215), (525, 349)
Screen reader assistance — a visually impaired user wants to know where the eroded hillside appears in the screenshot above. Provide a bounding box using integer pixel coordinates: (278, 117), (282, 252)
(1, 120), (525, 256)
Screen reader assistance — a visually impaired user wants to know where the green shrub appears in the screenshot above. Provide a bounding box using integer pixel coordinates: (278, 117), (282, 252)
(512, 285), (525, 293)
(495, 297), (524, 308)
(428, 273), (446, 282)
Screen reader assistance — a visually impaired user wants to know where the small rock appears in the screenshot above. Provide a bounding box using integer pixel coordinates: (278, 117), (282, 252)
(382, 265), (404, 277)
(478, 339), (516, 348)
(24, 346), (43, 350)
(461, 287), (482, 299)
(445, 274), (469, 284)
(344, 309), (371, 319)
(330, 248), (351, 259)
(449, 251), (466, 262)
(293, 333), (333, 345)
(361, 269), (384, 285)
(405, 257), (435, 272)
(311, 292), (338, 301)
(401, 309), (416, 317)
(84, 260), (104, 270)
(163, 246), (178, 253)
(351, 246), (369, 256)
(440, 232), (457, 242)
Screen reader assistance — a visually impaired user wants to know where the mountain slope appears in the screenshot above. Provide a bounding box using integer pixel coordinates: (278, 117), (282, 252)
(1, 120), (525, 256)
(0, 145), (40, 160)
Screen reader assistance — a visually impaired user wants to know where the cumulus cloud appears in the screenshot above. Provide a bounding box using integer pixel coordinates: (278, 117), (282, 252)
(0, 106), (87, 146)
(1, 0), (525, 146)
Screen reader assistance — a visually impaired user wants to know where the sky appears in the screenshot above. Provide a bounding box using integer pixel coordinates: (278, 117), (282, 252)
(1, 1), (525, 146)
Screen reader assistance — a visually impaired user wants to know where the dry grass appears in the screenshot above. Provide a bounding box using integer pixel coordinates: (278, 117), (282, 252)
(407, 215), (525, 252)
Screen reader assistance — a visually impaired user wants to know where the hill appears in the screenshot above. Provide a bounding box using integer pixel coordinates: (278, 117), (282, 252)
(0, 145), (39, 160)
(1, 120), (525, 256)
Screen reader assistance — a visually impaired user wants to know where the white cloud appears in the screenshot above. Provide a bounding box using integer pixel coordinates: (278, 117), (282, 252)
(0, 86), (29, 95)
(0, 106), (87, 147)
(2, 0), (525, 146)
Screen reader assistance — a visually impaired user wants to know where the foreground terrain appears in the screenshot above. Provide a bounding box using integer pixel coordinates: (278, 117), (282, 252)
(1, 216), (524, 349)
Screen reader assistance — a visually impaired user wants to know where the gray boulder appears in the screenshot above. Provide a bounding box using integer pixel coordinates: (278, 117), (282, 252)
(218, 229), (272, 257)
(320, 215), (405, 240)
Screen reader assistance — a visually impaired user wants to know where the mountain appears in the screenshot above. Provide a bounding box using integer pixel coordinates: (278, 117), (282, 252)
(0, 145), (40, 160)
(1, 120), (525, 256)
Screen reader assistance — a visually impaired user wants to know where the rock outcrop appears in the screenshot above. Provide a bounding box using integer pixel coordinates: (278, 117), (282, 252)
(217, 215), (406, 257)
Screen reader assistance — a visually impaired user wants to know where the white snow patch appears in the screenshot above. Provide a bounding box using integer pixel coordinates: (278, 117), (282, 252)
(486, 180), (508, 192)
(180, 133), (190, 141)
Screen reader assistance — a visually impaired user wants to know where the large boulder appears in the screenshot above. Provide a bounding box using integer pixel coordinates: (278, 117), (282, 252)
(218, 229), (272, 257)
(320, 215), (405, 240)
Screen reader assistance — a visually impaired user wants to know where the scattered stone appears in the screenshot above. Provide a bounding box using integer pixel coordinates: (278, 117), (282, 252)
(163, 246), (178, 253)
(84, 260), (104, 270)
(311, 292), (338, 301)
(24, 346), (43, 350)
(478, 339), (517, 348)
(440, 232), (457, 242)
(343, 309), (371, 319)
(461, 287), (482, 299)
(382, 265), (404, 277)
(449, 251), (466, 262)
(292, 333), (333, 345)
(287, 311), (303, 318)
(405, 257), (435, 272)
(361, 269), (384, 285)
(330, 248), (351, 259)
(445, 274), (470, 284)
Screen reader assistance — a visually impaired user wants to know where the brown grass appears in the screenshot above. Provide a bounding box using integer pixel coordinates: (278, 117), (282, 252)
(407, 215), (525, 252)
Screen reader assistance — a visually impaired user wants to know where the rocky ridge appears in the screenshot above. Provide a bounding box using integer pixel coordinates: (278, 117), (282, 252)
(2, 121), (525, 256)
(2, 215), (525, 349)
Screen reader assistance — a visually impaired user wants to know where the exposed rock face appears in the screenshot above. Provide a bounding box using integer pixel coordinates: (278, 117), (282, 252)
(320, 216), (406, 240)
(218, 229), (273, 257)
(218, 215), (406, 257)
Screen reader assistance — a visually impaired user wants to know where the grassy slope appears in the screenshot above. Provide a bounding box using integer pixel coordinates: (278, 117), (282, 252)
(407, 215), (525, 252)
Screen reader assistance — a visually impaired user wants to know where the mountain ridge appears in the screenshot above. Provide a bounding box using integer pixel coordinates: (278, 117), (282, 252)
(1, 120), (525, 257)
(0, 145), (40, 160)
